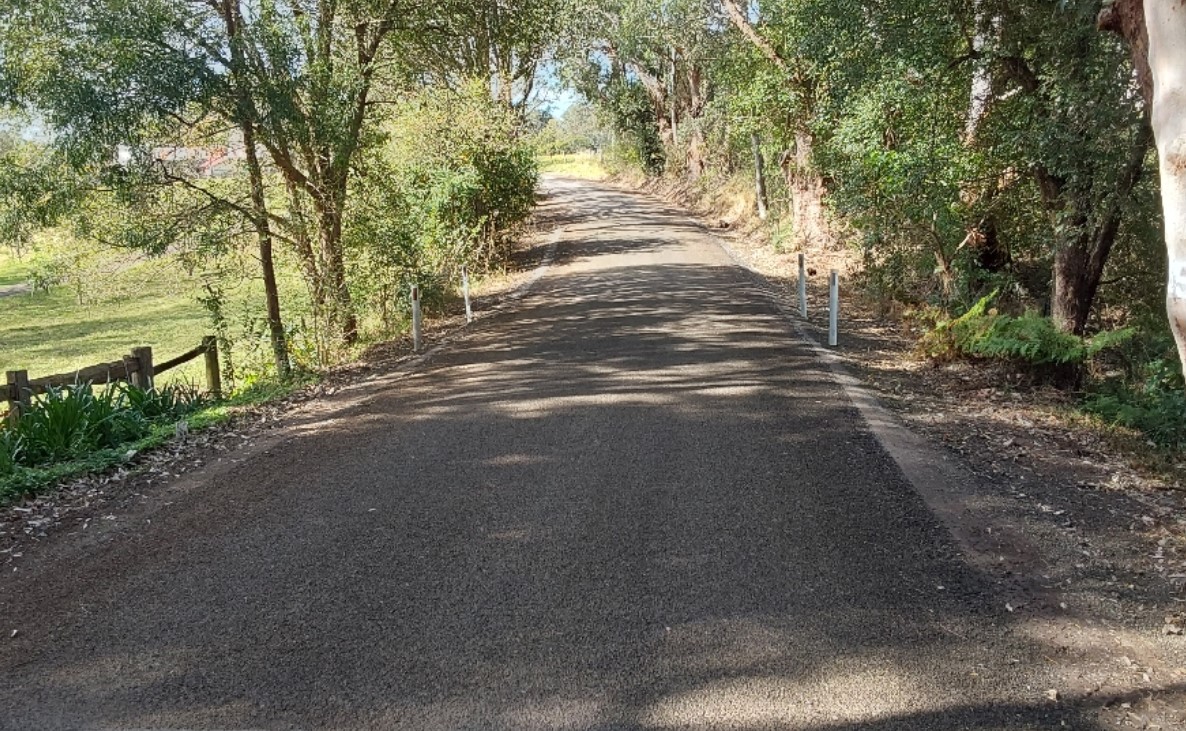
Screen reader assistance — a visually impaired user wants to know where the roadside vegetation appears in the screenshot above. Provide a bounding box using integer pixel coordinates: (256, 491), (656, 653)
(537, 153), (608, 180)
(2, 0), (1185, 497)
(0, 1), (557, 501)
(550, 0), (1186, 458)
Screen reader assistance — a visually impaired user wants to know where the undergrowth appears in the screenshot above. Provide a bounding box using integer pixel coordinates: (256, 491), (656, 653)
(1083, 352), (1186, 452)
(917, 290), (1186, 452)
(0, 374), (313, 504)
(918, 289), (1135, 368)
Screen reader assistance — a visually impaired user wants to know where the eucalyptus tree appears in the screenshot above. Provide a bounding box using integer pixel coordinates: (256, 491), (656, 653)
(718, 0), (831, 248)
(562, 0), (721, 175)
(408, 0), (566, 110)
(971, 0), (1151, 335)
(1101, 0), (1186, 376)
(717, 0), (1152, 338)
(0, 0), (459, 353)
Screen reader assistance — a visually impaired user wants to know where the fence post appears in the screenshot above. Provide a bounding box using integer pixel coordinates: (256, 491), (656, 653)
(202, 336), (222, 399)
(828, 270), (839, 347)
(462, 266), (473, 324)
(5, 370), (29, 426)
(798, 253), (808, 318)
(411, 284), (423, 353)
(130, 346), (154, 390)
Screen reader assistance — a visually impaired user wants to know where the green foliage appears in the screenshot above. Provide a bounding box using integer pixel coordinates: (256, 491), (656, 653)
(1085, 355), (1186, 450)
(0, 428), (23, 477)
(0, 370), (315, 503)
(920, 289), (1136, 368)
(346, 83), (538, 332)
(532, 102), (612, 155)
(1, 381), (206, 471)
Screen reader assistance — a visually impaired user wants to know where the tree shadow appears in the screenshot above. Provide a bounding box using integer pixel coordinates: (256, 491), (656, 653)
(0, 181), (1177, 730)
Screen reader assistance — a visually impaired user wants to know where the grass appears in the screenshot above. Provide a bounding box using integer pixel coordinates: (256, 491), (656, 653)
(537, 152), (608, 180)
(0, 247), (314, 387)
(1, 254), (209, 382)
(0, 248), (31, 287)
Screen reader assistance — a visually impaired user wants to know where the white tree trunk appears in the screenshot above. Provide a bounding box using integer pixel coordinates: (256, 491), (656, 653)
(963, 9), (996, 144)
(1145, 1), (1186, 371)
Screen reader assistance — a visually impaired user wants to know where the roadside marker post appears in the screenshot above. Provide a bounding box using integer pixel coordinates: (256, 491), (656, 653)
(798, 253), (808, 318)
(828, 270), (839, 347)
(411, 284), (423, 353)
(462, 266), (473, 324)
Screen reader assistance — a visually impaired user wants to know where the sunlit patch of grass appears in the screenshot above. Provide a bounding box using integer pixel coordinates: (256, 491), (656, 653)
(0, 257), (211, 383)
(537, 152), (607, 180)
(0, 249), (31, 287)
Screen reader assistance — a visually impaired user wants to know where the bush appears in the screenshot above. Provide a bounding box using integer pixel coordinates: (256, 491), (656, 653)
(0, 429), (22, 477)
(1084, 352), (1186, 450)
(345, 83), (538, 333)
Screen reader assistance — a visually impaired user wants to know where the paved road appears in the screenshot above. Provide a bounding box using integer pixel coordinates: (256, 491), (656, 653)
(2, 178), (1090, 729)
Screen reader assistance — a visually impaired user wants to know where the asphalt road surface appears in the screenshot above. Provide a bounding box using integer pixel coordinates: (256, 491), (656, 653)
(1, 178), (1091, 729)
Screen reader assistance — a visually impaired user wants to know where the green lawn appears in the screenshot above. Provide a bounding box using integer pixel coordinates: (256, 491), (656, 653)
(0, 258), (212, 384)
(0, 245), (325, 388)
(0, 249), (31, 288)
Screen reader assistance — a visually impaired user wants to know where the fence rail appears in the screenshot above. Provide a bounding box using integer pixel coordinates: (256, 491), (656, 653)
(4, 335), (220, 425)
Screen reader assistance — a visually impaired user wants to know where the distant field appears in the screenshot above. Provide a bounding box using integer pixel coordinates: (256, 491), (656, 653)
(1, 256), (209, 384)
(0, 250), (31, 288)
(538, 152), (608, 180)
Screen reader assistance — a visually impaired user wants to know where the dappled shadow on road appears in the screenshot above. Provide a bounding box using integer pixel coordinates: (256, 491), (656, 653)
(1, 179), (1177, 730)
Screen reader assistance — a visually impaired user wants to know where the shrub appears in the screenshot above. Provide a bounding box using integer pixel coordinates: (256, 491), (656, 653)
(0, 429), (22, 477)
(2, 381), (206, 470)
(1084, 353), (1186, 450)
(345, 82), (538, 333)
(919, 289), (1135, 370)
(18, 385), (103, 462)
(123, 382), (205, 421)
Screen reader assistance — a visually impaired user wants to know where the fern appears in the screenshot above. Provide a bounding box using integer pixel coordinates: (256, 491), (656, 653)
(919, 291), (1135, 369)
(966, 314), (1085, 365)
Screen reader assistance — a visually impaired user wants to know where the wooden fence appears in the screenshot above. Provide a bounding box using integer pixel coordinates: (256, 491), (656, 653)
(3, 335), (221, 425)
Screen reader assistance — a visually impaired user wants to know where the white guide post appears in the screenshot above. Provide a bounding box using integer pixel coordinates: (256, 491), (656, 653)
(828, 270), (839, 347)
(798, 253), (808, 318)
(411, 284), (423, 353)
(462, 266), (473, 324)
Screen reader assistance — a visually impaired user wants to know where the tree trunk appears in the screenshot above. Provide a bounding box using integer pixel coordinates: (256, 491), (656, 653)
(1049, 122), (1153, 334)
(752, 132), (768, 220)
(781, 129), (829, 250)
(959, 5), (1008, 279)
(1101, 1), (1186, 375)
(283, 177), (327, 313)
(1143, 1), (1186, 375)
(314, 194), (358, 345)
(222, 0), (289, 377)
(1051, 230), (1097, 335)
(242, 120), (291, 377)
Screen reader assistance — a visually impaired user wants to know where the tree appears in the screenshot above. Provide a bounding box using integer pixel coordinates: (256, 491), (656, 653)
(409, 0), (566, 110)
(0, 0), (294, 374)
(1101, 0), (1186, 376)
(562, 0), (720, 176)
